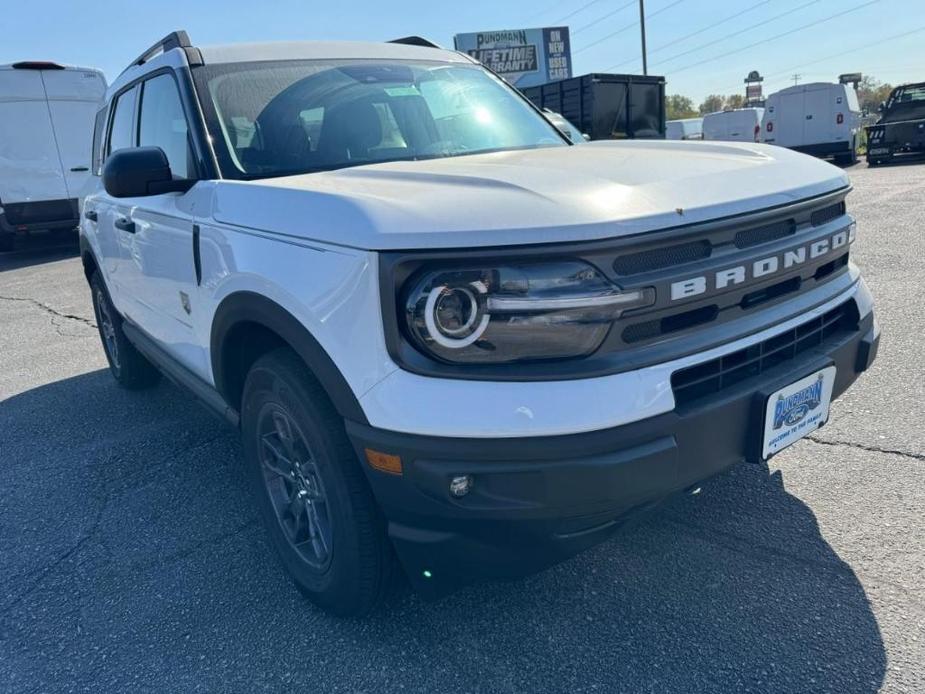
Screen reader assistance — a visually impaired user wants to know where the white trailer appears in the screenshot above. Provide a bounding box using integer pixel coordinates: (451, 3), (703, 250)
(761, 82), (860, 164)
(0, 61), (106, 250)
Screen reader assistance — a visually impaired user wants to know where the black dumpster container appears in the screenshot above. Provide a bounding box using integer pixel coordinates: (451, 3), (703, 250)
(522, 73), (666, 140)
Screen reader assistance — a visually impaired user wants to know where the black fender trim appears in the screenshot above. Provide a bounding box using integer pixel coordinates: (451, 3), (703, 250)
(79, 236), (101, 283)
(210, 291), (368, 425)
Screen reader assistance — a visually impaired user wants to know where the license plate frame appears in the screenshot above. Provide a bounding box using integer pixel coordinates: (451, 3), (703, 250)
(761, 366), (836, 459)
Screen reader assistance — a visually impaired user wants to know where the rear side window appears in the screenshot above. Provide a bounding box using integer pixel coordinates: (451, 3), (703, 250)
(107, 86), (137, 155)
(138, 73), (194, 179)
(91, 107), (107, 175)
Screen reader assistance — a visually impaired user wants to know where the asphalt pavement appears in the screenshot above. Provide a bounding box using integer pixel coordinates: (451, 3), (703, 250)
(1, 160), (923, 693)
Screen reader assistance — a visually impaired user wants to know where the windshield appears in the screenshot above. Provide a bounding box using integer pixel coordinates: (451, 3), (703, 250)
(198, 59), (567, 178)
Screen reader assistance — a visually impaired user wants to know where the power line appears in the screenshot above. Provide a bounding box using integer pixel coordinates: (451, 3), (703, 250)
(667, 0), (880, 75)
(653, 0), (823, 67)
(603, 0), (771, 71)
(718, 25), (925, 94)
(573, 0), (637, 36)
(554, 0), (609, 25)
(574, 0), (688, 54)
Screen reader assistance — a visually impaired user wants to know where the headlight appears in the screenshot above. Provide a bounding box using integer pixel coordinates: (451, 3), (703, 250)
(403, 261), (654, 364)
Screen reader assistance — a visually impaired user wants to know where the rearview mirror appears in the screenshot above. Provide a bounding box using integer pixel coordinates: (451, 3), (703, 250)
(103, 146), (194, 198)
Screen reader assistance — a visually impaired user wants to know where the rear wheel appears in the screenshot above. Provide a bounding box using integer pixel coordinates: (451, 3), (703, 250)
(89, 272), (160, 389)
(241, 347), (396, 616)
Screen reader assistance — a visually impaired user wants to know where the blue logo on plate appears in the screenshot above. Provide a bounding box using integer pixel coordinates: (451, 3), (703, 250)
(773, 376), (824, 430)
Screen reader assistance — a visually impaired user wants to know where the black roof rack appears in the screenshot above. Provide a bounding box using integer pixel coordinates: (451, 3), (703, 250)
(388, 36), (441, 49)
(125, 30), (192, 71)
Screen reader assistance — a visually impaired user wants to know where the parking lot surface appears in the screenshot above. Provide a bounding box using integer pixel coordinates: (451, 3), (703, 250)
(1, 161), (923, 693)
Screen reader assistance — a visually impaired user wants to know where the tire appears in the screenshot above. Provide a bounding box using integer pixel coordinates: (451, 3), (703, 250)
(836, 149), (858, 166)
(89, 272), (161, 389)
(0, 233), (14, 253)
(241, 347), (396, 617)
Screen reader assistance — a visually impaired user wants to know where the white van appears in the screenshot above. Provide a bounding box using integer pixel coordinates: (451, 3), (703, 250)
(666, 117), (703, 140)
(702, 108), (764, 143)
(0, 61), (106, 250)
(761, 83), (860, 164)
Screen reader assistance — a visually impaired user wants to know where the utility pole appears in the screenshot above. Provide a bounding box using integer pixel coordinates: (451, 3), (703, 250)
(639, 0), (648, 75)
(792, 73), (802, 86)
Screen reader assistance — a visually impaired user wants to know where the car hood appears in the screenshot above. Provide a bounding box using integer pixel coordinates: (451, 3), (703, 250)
(210, 140), (849, 251)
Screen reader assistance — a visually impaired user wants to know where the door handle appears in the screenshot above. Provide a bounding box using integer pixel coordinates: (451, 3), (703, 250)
(84, 209), (98, 222)
(70, 166), (89, 172)
(115, 217), (136, 234)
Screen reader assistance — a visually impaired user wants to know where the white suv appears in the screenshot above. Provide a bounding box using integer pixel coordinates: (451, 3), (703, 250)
(81, 32), (879, 616)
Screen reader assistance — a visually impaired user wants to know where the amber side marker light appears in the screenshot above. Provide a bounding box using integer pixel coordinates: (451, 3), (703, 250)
(364, 448), (403, 475)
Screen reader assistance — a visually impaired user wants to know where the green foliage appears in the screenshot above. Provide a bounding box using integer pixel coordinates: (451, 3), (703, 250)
(699, 94), (726, 115)
(857, 76), (893, 114)
(666, 94), (698, 120)
(697, 93), (750, 115)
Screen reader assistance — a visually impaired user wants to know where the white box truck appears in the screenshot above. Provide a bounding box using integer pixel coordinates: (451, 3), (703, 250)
(702, 108), (764, 143)
(761, 82), (860, 165)
(0, 61), (106, 251)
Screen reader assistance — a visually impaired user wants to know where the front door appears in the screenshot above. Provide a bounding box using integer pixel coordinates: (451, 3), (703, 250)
(114, 72), (208, 377)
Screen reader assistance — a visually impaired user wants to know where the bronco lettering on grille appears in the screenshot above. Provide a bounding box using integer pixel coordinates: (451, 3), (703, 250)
(670, 225), (854, 301)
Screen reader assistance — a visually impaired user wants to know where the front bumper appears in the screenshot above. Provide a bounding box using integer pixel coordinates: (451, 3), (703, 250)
(348, 298), (878, 599)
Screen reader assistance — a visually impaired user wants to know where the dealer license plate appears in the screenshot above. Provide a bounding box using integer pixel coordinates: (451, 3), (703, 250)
(762, 367), (836, 459)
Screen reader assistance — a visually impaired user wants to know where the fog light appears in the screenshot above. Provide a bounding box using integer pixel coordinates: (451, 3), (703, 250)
(449, 474), (473, 498)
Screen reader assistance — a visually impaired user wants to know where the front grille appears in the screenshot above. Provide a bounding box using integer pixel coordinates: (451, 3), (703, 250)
(623, 304), (719, 343)
(734, 220), (795, 249)
(671, 301), (859, 406)
(810, 201), (846, 227)
(612, 240), (711, 275)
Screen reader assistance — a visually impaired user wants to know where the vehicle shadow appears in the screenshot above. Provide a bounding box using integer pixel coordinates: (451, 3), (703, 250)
(0, 371), (887, 693)
(0, 234), (78, 273)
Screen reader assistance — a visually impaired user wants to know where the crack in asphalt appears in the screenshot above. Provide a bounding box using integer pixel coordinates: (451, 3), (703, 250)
(0, 432), (243, 618)
(805, 435), (925, 462)
(0, 294), (96, 329)
(662, 512), (925, 612)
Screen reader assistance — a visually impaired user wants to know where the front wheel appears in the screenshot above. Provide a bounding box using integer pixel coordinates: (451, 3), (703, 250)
(241, 348), (396, 616)
(89, 272), (160, 389)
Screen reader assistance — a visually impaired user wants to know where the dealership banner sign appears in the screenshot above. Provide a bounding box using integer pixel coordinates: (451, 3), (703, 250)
(453, 27), (572, 89)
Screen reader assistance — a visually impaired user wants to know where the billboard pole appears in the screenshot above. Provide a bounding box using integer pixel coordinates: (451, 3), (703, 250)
(638, 0), (648, 75)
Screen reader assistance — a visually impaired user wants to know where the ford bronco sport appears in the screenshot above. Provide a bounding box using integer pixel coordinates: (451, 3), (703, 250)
(80, 32), (879, 616)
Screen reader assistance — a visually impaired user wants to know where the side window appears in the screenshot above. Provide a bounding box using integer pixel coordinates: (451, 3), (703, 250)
(107, 86), (137, 155)
(91, 107), (107, 175)
(138, 73), (194, 179)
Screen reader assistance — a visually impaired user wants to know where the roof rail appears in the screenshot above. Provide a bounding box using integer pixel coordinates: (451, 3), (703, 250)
(388, 36), (441, 49)
(125, 30), (192, 71)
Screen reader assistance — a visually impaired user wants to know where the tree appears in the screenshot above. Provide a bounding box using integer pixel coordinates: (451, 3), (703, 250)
(699, 94), (725, 115)
(857, 76), (893, 114)
(666, 94), (698, 120)
(725, 94), (745, 109)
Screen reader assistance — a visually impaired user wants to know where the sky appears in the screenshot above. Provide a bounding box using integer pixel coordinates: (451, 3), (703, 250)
(0, 0), (922, 103)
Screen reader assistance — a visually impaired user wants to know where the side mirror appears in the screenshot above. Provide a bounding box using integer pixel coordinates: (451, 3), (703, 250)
(878, 101), (886, 112)
(103, 146), (194, 198)
(582, 133), (591, 142)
